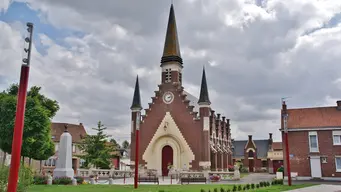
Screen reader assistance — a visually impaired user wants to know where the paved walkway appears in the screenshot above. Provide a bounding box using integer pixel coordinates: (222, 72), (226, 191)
(287, 184), (341, 192)
(89, 173), (275, 185)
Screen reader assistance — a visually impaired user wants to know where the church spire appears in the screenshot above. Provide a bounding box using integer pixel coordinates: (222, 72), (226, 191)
(161, 4), (183, 65)
(130, 75), (142, 110)
(198, 66), (211, 105)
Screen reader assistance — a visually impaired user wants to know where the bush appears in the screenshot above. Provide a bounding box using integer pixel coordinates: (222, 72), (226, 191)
(237, 185), (242, 191)
(251, 183), (255, 189)
(259, 181), (264, 187)
(0, 165), (34, 192)
(232, 185), (237, 191)
(246, 184), (250, 190)
(201, 189), (206, 192)
(53, 177), (72, 185)
(220, 187), (225, 192)
(240, 167), (248, 173)
(214, 188), (218, 192)
(33, 175), (48, 185)
(266, 181), (270, 186)
(226, 189), (231, 192)
(256, 184), (260, 188)
(242, 186), (246, 191)
(74, 176), (84, 184)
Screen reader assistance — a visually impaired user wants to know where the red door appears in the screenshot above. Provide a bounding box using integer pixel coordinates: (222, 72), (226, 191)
(273, 160), (283, 173)
(249, 159), (254, 172)
(162, 145), (173, 176)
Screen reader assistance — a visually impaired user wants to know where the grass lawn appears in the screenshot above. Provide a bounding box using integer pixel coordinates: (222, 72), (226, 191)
(28, 184), (314, 192)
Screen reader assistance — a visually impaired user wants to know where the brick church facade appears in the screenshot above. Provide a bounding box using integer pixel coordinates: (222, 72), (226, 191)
(130, 4), (233, 176)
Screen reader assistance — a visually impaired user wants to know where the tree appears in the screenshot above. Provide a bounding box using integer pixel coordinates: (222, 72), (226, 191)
(122, 140), (130, 149)
(0, 84), (59, 165)
(110, 138), (121, 149)
(77, 121), (115, 169)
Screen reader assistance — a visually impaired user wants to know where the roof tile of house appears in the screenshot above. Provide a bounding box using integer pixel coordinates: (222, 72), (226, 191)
(287, 106), (341, 129)
(51, 122), (87, 143)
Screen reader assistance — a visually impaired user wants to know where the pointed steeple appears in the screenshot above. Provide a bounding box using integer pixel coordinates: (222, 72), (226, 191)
(130, 75), (142, 110)
(161, 4), (183, 65)
(198, 66), (211, 105)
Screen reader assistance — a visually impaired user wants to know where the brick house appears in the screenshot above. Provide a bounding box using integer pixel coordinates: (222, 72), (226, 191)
(232, 133), (283, 173)
(281, 100), (341, 180)
(130, 4), (232, 176)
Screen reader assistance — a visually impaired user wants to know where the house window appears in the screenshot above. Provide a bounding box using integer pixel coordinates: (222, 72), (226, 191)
(262, 160), (267, 167)
(44, 157), (56, 167)
(248, 150), (254, 158)
(333, 131), (341, 145)
(72, 144), (76, 153)
(165, 68), (171, 83)
(308, 131), (319, 152)
(335, 157), (341, 172)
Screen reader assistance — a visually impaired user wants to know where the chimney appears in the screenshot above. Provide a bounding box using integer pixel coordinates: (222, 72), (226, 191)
(269, 133), (273, 140)
(217, 113), (221, 120)
(282, 101), (287, 112)
(337, 100), (341, 110)
(79, 122), (83, 126)
(211, 110), (215, 117)
(248, 135), (252, 141)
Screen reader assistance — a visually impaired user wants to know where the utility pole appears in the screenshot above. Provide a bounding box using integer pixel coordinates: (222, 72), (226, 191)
(7, 22), (34, 192)
(282, 99), (292, 186)
(134, 111), (141, 189)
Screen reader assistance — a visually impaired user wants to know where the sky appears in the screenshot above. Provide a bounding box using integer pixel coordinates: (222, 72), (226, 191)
(1, 0), (341, 144)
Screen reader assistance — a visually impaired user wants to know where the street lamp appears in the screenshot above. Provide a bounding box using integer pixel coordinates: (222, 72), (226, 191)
(283, 112), (292, 186)
(7, 22), (34, 192)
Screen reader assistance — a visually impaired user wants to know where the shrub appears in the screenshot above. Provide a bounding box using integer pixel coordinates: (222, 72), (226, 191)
(226, 189), (231, 192)
(33, 175), (48, 185)
(214, 188), (218, 192)
(240, 167), (249, 173)
(232, 185), (237, 191)
(53, 177), (72, 185)
(277, 179), (284, 185)
(237, 185), (242, 191)
(242, 186), (246, 191)
(74, 176), (84, 184)
(0, 165), (34, 192)
(201, 189), (206, 192)
(259, 182), (264, 187)
(266, 181), (270, 186)
(256, 184), (259, 188)
(220, 187), (225, 192)
(251, 183), (255, 189)
(246, 183), (250, 190)
(228, 165), (234, 171)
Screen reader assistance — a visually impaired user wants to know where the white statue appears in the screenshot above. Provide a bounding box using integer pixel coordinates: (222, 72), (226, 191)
(233, 164), (240, 180)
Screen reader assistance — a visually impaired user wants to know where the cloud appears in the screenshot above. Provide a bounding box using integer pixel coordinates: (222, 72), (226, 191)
(1, 0), (341, 143)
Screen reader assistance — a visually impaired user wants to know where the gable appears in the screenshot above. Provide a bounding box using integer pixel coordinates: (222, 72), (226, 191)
(232, 139), (270, 158)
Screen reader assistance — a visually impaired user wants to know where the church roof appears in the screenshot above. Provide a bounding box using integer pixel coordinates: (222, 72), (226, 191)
(232, 139), (270, 159)
(161, 4), (183, 65)
(198, 67), (211, 105)
(183, 90), (200, 113)
(130, 75), (142, 110)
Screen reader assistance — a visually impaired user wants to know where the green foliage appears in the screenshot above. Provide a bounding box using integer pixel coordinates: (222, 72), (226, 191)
(0, 84), (59, 163)
(232, 185), (237, 191)
(74, 176), (84, 184)
(214, 188), (218, 192)
(226, 189), (231, 192)
(77, 121), (116, 169)
(122, 140), (130, 149)
(220, 187), (225, 192)
(251, 183), (255, 189)
(0, 165), (34, 192)
(110, 138), (120, 149)
(53, 177), (72, 185)
(256, 184), (260, 188)
(237, 185), (242, 191)
(200, 189), (206, 192)
(33, 175), (48, 185)
(246, 184), (250, 190)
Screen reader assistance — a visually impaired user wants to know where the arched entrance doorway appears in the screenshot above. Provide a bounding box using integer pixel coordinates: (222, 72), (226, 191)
(162, 145), (173, 176)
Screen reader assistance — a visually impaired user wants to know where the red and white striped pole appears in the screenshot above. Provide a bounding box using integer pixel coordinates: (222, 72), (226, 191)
(7, 22), (34, 192)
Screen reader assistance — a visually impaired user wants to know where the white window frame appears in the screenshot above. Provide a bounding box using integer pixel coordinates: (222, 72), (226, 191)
(72, 144), (76, 153)
(333, 131), (341, 146)
(335, 156), (341, 172)
(308, 131), (319, 153)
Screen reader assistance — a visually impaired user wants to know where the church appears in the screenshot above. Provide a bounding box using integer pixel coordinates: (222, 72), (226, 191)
(130, 4), (233, 176)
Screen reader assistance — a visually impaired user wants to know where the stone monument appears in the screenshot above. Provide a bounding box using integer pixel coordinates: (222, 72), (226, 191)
(53, 124), (74, 178)
(233, 164), (240, 180)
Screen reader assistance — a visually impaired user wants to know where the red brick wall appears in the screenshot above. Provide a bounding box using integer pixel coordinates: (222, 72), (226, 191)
(132, 84), (203, 170)
(282, 130), (341, 178)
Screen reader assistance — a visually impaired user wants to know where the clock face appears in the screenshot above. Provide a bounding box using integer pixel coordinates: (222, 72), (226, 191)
(163, 92), (174, 104)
